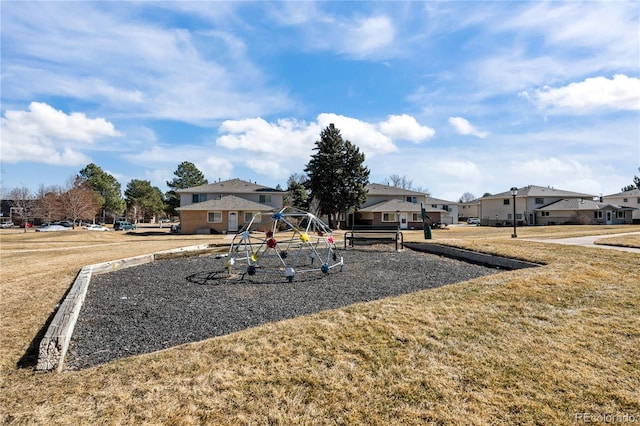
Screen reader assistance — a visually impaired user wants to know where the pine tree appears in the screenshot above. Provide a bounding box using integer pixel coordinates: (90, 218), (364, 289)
(304, 124), (369, 228)
(125, 179), (166, 223)
(165, 162), (208, 215)
(78, 163), (125, 223)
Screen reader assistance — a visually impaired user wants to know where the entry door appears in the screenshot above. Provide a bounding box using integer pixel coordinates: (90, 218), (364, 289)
(400, 213), (408, 229)
(605, 211), (612, 225)
(228, 211), (238, 232)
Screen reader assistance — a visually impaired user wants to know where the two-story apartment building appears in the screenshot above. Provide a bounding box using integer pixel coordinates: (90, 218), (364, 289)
(603, 188), (640, 223)
(176, 178), (284, 234)
(354, 184), (457, 229)
(478, 185), (594, 226)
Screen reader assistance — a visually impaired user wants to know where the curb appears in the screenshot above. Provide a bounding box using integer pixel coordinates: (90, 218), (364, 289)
(405, 243), (541, 270)
(36, 243), (225, 372)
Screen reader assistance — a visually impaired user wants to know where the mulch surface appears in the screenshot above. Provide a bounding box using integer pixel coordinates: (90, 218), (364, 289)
(66, 247), (500, 370)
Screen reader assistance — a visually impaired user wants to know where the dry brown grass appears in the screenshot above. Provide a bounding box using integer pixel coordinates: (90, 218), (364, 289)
(1, 224), (639, 425)
(594, 233), (640, 249)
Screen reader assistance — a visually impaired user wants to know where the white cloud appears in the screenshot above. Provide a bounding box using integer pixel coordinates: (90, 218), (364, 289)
(217, 117), (318, 158)
(448, 117), (489, 138)
(200, 157), (235, 181)
(514, 157), (599, 195)
(0, 102), (121, 165)
(217, 114), (399, 161)
(245, 158), (290, 181)
(522, 74), (640, 113)
(378, 114), (435, 143)
(317, 113), (397, 155)
(340, 16), (395, 58)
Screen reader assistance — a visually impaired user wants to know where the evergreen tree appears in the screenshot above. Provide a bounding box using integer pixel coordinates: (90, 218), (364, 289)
(78, 163), (125, 223)
(125, 179), (165, 223)
(304, 124), (369, 228)
(621, 167), (640, 191)
(285, 173), (309, 210)
(166, 161), (208, 215)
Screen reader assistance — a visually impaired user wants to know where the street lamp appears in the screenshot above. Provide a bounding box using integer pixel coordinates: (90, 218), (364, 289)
(510, 187), (518, 238)
(396, 210), (400, 230)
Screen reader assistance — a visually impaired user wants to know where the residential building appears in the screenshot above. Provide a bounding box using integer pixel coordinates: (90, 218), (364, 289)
(603, 188), (640, 223)
(535, 198), (636, 225)
(176, 178), (284, 234)
(354, 183), (457, 229)
(478, 185), (594, 226)
(458, 200), (480, 221)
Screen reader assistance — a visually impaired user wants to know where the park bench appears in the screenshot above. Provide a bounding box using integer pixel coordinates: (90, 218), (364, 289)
(343, 225), (404, 251)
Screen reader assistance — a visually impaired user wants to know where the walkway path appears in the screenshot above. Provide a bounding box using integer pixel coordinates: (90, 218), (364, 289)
(526, 231), (640, 254)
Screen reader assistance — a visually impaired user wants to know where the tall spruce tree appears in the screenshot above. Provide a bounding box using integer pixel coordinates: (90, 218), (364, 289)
(285, 173), (309, 210)
(166, 161), (208, 215)
(304, 124), (369, 228)
(78, 163), (125, 223)
(125, 179), (165, 222)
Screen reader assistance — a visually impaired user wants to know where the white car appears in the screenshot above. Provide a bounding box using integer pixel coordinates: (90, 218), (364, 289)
(36, 224), (71, 232)
(84, 224), (110, 231)
(0, 222), (13, 228)
(467, 218), (481, 225)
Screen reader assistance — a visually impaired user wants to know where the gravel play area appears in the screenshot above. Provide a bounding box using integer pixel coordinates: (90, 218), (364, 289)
(67, 247), (501, 370)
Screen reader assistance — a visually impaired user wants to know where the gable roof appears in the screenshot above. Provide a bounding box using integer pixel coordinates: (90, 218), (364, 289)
(482, 185), (593, 200)
(176, 195), (276, 211)
(535, 198), (636, 211)
(604, 188), (640, 197)
(359, 199), (440, 213)
(366, 183), (427, 197)
(425, 196), (456, 205)
(177, 178), (282, 194)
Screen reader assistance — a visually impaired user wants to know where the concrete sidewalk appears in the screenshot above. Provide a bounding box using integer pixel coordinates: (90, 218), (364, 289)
(526, 231), (640, 254)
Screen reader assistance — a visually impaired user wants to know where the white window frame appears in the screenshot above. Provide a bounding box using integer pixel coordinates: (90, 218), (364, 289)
(207, 211), (222, 223)
(382, 213), (397, 222)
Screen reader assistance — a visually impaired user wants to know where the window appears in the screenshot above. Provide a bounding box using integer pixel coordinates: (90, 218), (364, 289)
(623, 198), (628, 203)
(503, 199), (510, 205)
(207, 212), (222, 223)
(406, 196), (417, 203)
(617, 211), (626, 219)
(594, 211), (603, 219)
(637, 198), (640, 204)
(259, 194), (272, 203)
(535, 198), (544, 204)
(244, 212), (254, 222)
(541, 211), (550, 217)
(507, 213), (512, 220)
(411, 213), (421, 221)
(382, 213), (397, 222)
(192, 194), (207, 203)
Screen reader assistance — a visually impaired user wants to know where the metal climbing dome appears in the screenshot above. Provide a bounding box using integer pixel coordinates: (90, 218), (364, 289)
(225, 207), (344, 281)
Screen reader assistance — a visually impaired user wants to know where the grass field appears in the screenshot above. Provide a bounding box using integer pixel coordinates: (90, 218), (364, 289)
(1, 224), (639, 425)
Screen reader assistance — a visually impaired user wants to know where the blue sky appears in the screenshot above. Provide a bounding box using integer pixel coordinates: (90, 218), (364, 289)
(1, 1), (639, 201)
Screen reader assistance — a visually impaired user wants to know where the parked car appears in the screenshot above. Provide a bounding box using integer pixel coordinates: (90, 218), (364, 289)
(36, 224), (71, 232)
(56, 220), (73, 227)
(467, 218), (481, 225)
(84, 224), (110, 231)
(0, 222), (13, 228)
(114, 221), (136, 231)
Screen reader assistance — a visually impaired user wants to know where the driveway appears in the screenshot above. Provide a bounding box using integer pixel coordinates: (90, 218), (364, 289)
(526, 231), (640, 254)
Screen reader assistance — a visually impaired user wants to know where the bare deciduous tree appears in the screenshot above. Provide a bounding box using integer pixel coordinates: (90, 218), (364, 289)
(8, 186), (34, 231)
(60, 177), (101, 227)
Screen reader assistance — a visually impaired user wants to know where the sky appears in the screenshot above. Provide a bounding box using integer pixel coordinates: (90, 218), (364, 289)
(1, 1), (639, 202)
